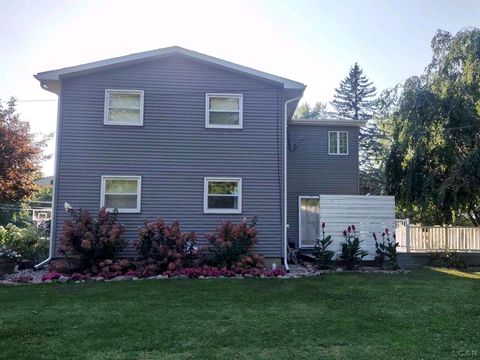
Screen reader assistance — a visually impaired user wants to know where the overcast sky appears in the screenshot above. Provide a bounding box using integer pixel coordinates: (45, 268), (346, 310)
(1, 0), (479, 175)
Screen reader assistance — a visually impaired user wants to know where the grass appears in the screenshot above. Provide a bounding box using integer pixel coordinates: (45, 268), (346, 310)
(0, 268), (479, 360)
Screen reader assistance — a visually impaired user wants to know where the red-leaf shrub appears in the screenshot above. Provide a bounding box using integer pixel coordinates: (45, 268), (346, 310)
(135, 219), (198, 273)
(59, 207), (126, 269)
(202, 218), (265, 270)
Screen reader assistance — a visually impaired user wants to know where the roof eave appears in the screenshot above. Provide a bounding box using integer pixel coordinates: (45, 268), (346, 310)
(34, 46), (306, 93)
(289, 118), (367, 127)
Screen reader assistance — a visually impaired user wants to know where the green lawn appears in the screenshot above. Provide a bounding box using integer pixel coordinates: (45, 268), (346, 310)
(1, 269), (479, 360)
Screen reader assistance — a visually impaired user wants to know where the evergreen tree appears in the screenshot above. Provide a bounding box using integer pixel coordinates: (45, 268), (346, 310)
(331, 63), (384, 194)
(331, 63), (376, 121)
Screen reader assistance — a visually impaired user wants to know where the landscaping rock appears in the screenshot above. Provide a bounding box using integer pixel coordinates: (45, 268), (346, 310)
(95, 277), (104, 282)
(244, 274), (254, 278)
(335, 268), (344, 272)
(58, 275), (70, 283)
(198, 276), (206, 279)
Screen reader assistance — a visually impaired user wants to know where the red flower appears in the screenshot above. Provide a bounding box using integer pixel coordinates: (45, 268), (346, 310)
(343, 230), (347, 237)
(351, 225), (356, 231)
(372, 232), (377, 240)
(385, 228), (389, 235)
(347, 226), (352, 233)
(321, 222), (325, 229)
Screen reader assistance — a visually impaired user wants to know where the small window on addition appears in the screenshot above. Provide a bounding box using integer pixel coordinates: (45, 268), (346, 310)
(204, 177), (242, 214)
(104, 89), (144, 126)
(101, 176), (141, 213)
(328, 131), (348, 155)
(205, 93), (243, 129)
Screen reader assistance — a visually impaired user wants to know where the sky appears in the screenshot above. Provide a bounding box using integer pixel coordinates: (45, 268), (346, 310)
(1, 0), (479, 176)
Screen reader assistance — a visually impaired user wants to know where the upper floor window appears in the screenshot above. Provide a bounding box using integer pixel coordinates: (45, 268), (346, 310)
(104, 89), (144, 126)
(329, 131), (348, 155)
(204, 177), (242, 214)
(205, 93), (243, 129)
(100, 175), (141, 213)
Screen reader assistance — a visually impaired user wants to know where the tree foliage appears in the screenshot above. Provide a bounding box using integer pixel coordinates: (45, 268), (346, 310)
(330, 63), (384, 194)
(331, 63), (376, 121)
(293, 101), (330, 119)
(385, 28), (480, 225)
(0, 98), (50, 204)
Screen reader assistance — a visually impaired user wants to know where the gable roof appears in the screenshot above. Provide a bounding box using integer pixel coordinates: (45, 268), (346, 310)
(34, 46), (306, 97)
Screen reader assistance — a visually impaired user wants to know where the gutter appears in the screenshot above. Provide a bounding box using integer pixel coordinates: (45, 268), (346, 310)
(35, 84), (61, 269)
(283, 95), (303, 272)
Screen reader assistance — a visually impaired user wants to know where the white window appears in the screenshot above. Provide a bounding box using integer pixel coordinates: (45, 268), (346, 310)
(100, 176), (141, 213)
(104, 89), (144, 126)
(328, 131), (348, 155)
(205, 93), (243, 129)
(204, 177), (242, 214)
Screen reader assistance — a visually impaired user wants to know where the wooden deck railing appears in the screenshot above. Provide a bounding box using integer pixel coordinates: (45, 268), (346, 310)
(396, 220), (480, 253)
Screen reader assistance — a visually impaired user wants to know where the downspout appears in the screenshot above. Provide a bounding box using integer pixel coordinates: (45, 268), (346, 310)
(283, 96), (303, 272)
(35, 83), (61, 269)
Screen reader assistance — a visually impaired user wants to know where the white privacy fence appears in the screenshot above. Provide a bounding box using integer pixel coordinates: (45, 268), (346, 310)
(396, 219), (480, 253)
(315, 195), (395, 260)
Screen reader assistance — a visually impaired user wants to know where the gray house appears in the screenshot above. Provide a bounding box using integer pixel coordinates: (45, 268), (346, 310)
(34, 46), (363, 268)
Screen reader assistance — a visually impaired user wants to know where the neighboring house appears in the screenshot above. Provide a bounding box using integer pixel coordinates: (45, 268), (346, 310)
(34, 46), (365, 266)
(35, 175), (54, 189)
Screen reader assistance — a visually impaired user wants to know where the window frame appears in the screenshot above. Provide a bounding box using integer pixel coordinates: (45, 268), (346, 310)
(100, 175), (142, 213)
(205, 93), (243, 129)
(203, 177), (242, 214)
(104, 89), (144, 126)
(328, 131), (349, 155)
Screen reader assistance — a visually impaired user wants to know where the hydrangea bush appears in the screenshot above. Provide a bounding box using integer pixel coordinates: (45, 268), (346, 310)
(135, 218), (198, 273)
(59, 207), (126, 269)
(202, 217), (264, 271)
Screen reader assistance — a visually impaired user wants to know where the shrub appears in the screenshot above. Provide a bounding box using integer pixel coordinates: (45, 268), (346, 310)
(373, 229), (399, 270)
(431, 249), (466, 269)
(59, 207), (126, 269)
(313, 222), (335, 269)
(0, 223), (48, 263)
(202, 217), (265, 270)
(135, 218), (198, 273)
(339, 225), (368, 270)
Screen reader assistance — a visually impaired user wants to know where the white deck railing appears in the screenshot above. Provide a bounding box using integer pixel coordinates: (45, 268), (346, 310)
(396, 219), (480, 253)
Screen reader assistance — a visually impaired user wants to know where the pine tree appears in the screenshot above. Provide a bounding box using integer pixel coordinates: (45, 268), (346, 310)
(331, 63), (376, 121)
(331, 63), (384, 194)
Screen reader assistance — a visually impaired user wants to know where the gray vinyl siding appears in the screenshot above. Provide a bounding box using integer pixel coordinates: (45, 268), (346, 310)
(53, 55), (284, 258)
(287, 124), (359, 247)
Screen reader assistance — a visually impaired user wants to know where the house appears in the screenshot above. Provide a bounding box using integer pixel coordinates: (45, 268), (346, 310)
(34, 46), (369, 268)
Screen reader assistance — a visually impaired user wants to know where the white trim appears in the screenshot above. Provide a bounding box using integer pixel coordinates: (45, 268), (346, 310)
(289, 119), (367, 127)
(34, 46), (305, 94)
(328, 131), (349, 155)
(205, 93), (243, 129)
(104, 89), (144, 126)
(100, 175), (142, 213)
(204, 177), (242, 214)
(298, 196), (320, 248)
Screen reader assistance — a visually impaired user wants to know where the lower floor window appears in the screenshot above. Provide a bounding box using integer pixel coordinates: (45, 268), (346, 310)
(204, 177), (242, 214)
(101, 176), (141, 213)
